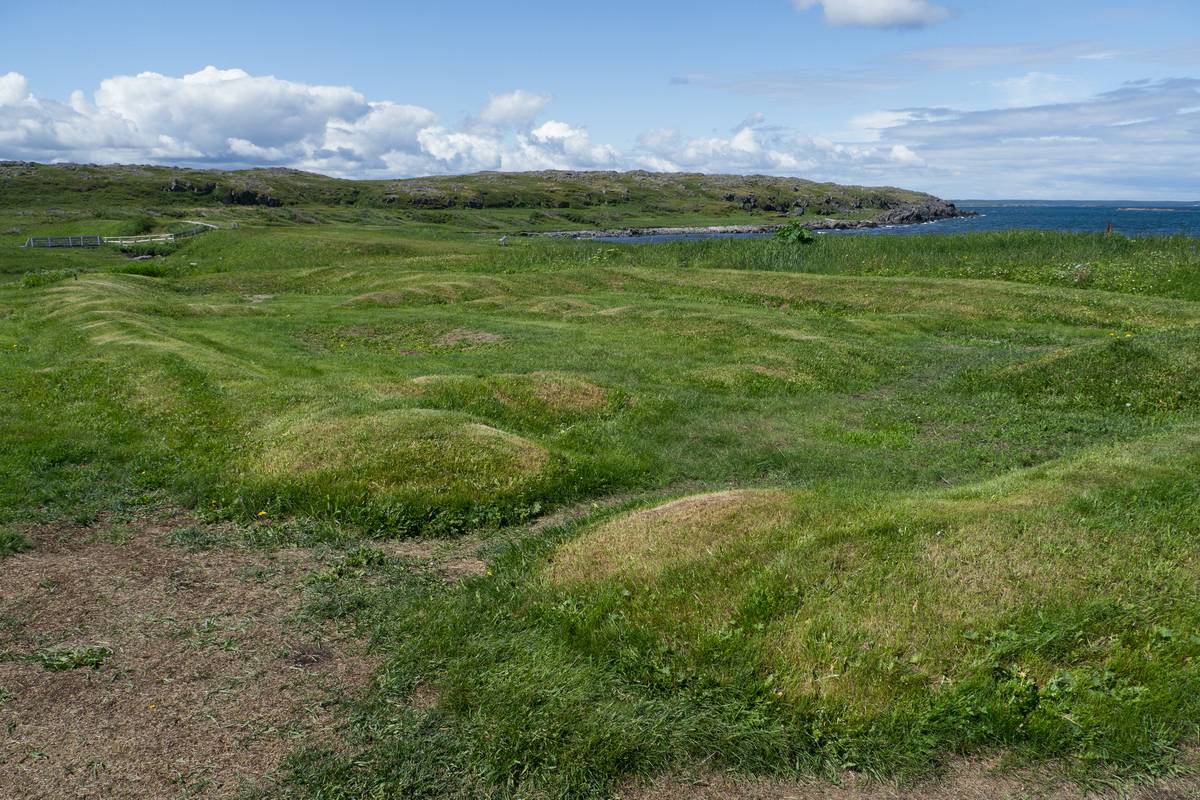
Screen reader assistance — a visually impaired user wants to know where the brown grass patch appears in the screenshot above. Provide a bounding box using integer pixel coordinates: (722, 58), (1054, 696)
(409, 682), (440, 711)
(410, 371), (611, 415)
(0, 511), (377, 799)
(546, 489), (794, 585)
(525, 372), (608, 412)
(343, 289), (423, 307)
(436, 328), (504, 347)
(257, 409), (548, 496)
(370, 532), (489, 583)
(617, 756), (1200, 800)
(689, 364), (816, 392)
(522, 297), (598, 316)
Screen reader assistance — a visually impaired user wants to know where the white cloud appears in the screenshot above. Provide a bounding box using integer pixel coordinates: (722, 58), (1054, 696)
(793, 0), (951, 29)
(524, 120), (619, 167)
(477, 90), (552, 128)
(0, 72), (30, 106)
(0, 67), (1196, 199)
(94, 66), (366, 153)
(675, 67), (908, 100)
(990, 72), (1080, 108)
(0, 67), (579, 177)
(870, 78), (1200, 197)
(324, 101), (438, 160)
(888, 143), (924, 165)
(901, 42), (1105, 70)
(632, 120), (926, 176)
(845, 110), (922, 141)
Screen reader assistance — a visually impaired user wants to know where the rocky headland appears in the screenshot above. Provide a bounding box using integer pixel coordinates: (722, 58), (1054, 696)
(532, 199), (975, 239)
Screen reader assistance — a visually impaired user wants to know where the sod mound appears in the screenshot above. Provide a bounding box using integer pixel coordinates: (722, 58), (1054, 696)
(412, 371), (612, 422)
(964, 330), (1200, 412)
(256, 408), (547, 502)
(547, 489), (794, 584)
(342, 276), (504, 308)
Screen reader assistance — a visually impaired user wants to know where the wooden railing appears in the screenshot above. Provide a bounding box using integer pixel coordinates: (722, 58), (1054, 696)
(23, 221), (219, 249)
(23, 235), (104, 248)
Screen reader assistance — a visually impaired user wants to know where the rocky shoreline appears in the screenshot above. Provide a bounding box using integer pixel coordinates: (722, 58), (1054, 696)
(529, 200), (976, 239)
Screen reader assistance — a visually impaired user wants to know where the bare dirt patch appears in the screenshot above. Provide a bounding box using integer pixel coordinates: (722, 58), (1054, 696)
(408, 682), (440, 711)
(371, 534), (489, 583)
(0, 511), (377, 800)
(617, 758), (1200, 800)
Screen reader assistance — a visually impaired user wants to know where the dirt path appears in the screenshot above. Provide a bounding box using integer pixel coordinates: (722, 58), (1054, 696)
(0, 512), (376, 799)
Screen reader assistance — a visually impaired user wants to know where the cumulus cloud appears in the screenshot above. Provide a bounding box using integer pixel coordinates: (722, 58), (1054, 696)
(0, 72), (30, 106)
(632, 120), (926, 176)
(477, 90), (552, 128)
(0, 67), (574, 177)
(1, 66), (1196, 198)
(792, 0), (951, 29)
(0, 65), (922, 180)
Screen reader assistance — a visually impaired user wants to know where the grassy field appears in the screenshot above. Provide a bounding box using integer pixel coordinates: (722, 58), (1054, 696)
(2, 192), (1199, 798)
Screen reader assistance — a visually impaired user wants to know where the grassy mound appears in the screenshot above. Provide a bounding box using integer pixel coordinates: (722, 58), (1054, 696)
(342, 275), (505, 308)
(249, 409), (549, 528)
(548, 489), (792, 584)
(546, 426), (1200, 719)
(963, 330), (1200, 412)
(412, 371), (615, 428)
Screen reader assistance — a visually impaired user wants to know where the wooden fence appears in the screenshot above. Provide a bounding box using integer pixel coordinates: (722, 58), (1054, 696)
(23, 221), (219, 249)
(22, 235), (104, 248)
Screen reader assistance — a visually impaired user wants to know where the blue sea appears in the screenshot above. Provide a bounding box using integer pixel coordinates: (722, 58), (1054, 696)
(599, 201), (1200, 243)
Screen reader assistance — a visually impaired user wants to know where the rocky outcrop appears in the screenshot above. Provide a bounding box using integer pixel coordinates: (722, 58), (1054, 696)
(224, 188), (281, 207)
(165, 178), (216, 195)
(875, 199), (972, 225)
(531, 201), (976, 239)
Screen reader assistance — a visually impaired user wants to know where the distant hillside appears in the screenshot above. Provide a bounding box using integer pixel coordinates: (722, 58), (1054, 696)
(0, 162), (960, 224)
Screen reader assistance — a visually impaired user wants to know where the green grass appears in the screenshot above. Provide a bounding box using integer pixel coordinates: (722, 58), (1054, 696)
(0, 528), (32, 557)
(29, 644), (114, 672)
(3, 190), (1200, 797)
(0, 163), (939, 226)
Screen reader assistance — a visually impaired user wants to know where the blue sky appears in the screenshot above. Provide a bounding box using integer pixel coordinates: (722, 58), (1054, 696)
(2, 0), (1198, 198)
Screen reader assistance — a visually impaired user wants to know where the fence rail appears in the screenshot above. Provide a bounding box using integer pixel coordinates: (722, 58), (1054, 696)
(23, 221), (219, 249)
(22, 235), (104, 248)
(101, 233), (178, 246)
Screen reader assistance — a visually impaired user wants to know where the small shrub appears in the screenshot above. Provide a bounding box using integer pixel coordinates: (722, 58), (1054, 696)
(118, 261), (171, 277)
(120, 241), (176, 258)
(562, 211), (596, 225)
(126, 214), (157, 235)
(774, 221), (817, 245)
(412, 211), (453, 224)
(21, 269), (80, 288)
(288, 209), (322, 225)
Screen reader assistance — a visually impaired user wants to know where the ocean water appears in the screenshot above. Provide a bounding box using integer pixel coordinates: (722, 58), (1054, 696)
(597, 201), (1200, 243)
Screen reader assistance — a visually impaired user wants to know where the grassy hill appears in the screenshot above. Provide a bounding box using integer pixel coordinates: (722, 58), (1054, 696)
(1, 172), (1199, 798)
(0, 161), (952, 231)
